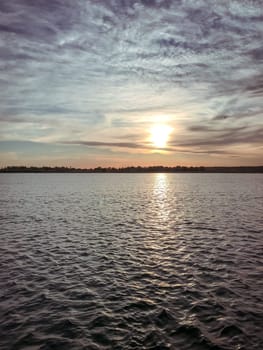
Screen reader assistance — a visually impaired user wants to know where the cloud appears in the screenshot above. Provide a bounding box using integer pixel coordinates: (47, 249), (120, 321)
(64, 140), (146, 149)
(0, 0), (262, 165)
(181, 124), (263, 149)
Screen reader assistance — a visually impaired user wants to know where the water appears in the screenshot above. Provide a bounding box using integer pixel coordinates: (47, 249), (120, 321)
(0, 173), (262, 350)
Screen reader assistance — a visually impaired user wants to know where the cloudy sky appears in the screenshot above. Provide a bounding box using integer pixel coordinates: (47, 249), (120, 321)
(0, 0), (262, 167)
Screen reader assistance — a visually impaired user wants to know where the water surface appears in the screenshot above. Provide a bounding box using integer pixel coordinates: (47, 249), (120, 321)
(0, 173), (262, 349)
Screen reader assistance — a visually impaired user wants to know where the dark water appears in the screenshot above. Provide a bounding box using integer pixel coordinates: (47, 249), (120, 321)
(0, 173), (262, 350)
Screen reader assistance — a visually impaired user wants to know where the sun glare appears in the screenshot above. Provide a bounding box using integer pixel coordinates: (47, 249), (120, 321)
(150, 124), (173, 148)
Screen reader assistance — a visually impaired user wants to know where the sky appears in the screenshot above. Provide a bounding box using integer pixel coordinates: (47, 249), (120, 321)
(0, 0), (262, 168)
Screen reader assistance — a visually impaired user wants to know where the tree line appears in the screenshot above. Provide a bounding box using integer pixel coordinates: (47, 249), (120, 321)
(0, 165), (262, 173)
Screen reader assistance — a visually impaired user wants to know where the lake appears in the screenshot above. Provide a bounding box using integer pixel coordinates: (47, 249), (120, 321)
(0, 173), (262, 349)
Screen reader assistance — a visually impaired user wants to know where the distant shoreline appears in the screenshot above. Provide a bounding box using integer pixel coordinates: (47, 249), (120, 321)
(1, 166), (263, 173)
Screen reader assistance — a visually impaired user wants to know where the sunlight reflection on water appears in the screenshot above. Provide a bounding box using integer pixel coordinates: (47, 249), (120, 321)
(152, 173), (171, 225)
(0, 173), (262, 350)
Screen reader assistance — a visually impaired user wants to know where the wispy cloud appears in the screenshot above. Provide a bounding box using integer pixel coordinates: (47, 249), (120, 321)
(63, 140), (149, 150)
(179, 126), (263, 148)
(0, 0), (262, 165)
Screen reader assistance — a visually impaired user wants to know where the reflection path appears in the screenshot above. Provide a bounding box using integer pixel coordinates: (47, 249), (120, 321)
(152, 173), (170, 226)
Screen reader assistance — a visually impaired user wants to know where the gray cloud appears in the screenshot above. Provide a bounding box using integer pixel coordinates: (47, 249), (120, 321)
(0, 0), (262, 163)
(178, 125), (263, 148)
(60, 139), (231, 155)
(63, 140), (147, 149)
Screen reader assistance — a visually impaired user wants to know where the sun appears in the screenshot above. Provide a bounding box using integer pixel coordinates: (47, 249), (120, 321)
(150, 124), (173, 148)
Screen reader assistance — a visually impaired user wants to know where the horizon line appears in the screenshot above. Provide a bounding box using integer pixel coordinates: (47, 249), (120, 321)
(1, 165), (263, 173)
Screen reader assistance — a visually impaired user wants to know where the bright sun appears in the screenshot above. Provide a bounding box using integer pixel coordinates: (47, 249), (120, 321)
(150, 124), (173, 148)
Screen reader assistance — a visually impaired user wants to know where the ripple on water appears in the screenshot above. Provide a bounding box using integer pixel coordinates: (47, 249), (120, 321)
(0, 173), (262, 350)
